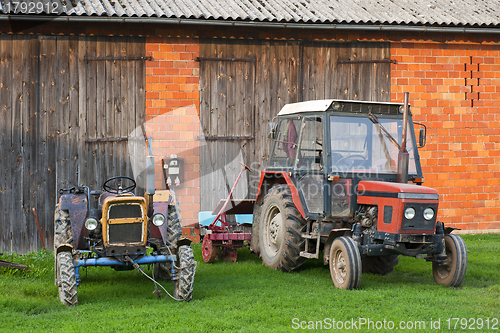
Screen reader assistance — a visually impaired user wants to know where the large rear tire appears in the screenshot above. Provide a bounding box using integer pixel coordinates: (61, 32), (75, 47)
(57, 251), (78, 306)
(259, 185), (306, 272)
(362, 255), (399, 276)
(432, 234), (467, 287)
(329, 237), (362, 290)
(174, 245), (196, 301)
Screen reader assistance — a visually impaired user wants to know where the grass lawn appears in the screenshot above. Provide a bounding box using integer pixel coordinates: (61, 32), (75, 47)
(1, 233), (499, 332)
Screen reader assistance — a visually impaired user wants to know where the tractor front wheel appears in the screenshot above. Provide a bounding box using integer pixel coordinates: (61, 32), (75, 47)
(259, 185), (306, 272)
(174, 245), (196, 301)
(432, 234), (467, 287)
(166, 203), (182, 248)
(56, 251), (78, 306)
(329, 237), (362, 290)
(155, 203), (183, 279)
(54, 206), (73, 286)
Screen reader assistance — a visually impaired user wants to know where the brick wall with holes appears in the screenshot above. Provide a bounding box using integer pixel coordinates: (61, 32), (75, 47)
(391, 41), (500, 233)
(144, 36), (201, 238)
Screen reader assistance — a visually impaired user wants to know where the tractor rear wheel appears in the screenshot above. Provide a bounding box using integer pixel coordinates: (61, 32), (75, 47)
(362, 255), (399, 276)
(329, 237), (362, 290)
(174, 245), (196, 301)
(166, 203), (182, 248)
(57, 251), (78, 306)
(432, 234), (467, 287)
(259, 185), (306, 272)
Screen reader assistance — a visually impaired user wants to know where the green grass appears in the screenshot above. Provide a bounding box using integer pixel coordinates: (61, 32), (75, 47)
(1, 234), (499, 332)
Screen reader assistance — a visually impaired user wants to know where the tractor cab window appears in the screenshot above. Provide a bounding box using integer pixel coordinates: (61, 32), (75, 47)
(329, 116), (417, 174)
(268, 117), (301, 168)
(296, 117), (323, 171)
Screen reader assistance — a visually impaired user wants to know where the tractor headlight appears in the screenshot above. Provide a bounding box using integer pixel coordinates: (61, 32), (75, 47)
(404, 207), (416, 220)
(152, 213), (166, 227)
(85, 217), (98, 231)
(423, 208), (435, 220)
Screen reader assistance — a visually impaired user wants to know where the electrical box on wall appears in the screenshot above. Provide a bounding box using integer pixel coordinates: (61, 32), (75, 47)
(162, 155), (184, 188)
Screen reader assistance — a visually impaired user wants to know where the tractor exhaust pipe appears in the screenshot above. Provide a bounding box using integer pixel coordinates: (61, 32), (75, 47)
(396, 92), (410, 183)
(146, 155), (156, 218)
(146, 136), (156, 217)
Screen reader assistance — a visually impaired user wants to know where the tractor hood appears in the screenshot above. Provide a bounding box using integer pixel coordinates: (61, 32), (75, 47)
(357, 181), (439, 200)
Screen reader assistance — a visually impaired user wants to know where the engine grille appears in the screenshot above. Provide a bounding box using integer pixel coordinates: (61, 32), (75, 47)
(109, 204), (142, 219)
(108, 223), (143, 244)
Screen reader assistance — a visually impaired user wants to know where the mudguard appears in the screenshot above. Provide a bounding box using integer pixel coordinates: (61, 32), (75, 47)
(59, 194), (89, 250)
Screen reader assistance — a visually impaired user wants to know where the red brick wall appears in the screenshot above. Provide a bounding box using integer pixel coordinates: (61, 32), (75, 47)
(391, 41), (500, 232)
(145, 36), (201, 227)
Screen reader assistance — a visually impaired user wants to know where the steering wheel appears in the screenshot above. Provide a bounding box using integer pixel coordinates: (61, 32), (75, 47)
(103, 176), (136, 194)
(335, 154), (368, 170)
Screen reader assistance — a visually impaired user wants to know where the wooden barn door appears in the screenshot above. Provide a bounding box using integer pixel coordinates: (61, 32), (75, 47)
(198, 41), (256, 211)
(198, 40), (390, 212)
(0, 35), (145, 254)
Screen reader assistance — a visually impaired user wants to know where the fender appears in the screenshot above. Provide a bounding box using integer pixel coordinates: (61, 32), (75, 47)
(322, 228), (352, 265)
(55, 243), (74, 255)
(255, 171), (306, 218)
(59, 193), (89, 250)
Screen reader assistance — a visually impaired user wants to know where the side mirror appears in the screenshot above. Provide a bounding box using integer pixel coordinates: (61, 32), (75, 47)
(414, 122), (427, 148)
(267, 122), (277, 139)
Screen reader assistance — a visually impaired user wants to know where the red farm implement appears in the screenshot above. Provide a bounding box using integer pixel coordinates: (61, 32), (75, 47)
(200, 163), (254, 263)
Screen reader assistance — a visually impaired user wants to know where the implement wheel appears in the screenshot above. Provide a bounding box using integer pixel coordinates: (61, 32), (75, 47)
(433, 234), (467, 287)
(174, 245), (196, 301)
(259, 185), (306, 272)
(202, 236), (218, 263)
(56, 251), (78, 306)
(329, 237), (362, 290)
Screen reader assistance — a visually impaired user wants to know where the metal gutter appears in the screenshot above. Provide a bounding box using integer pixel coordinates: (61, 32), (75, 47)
(1, 15), (500, 34)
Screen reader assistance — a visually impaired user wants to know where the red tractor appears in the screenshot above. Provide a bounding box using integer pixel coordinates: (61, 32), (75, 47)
(250, 95), (467, 289)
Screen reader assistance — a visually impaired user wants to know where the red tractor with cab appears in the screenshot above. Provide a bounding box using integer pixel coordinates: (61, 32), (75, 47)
(250, 95), (467, 289)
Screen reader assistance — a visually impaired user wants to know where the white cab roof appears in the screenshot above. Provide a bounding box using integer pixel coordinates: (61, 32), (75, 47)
(277, 99), (404, 116)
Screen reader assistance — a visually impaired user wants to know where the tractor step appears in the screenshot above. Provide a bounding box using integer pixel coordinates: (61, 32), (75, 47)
(300, 251), (319, 259)
(301, 233), (319, 239)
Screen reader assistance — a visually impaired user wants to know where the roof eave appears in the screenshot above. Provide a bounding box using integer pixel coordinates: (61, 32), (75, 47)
(2, 15), (500, 34)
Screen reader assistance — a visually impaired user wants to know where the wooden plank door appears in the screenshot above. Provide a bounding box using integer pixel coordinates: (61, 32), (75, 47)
(0, 35), (146, 254)
(199, 41), (256, 211)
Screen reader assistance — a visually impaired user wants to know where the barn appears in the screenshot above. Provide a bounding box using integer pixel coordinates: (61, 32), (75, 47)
(1, 0), (500, 253)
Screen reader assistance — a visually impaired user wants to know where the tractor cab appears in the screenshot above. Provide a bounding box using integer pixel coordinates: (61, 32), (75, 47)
(266, 99), (426, 220)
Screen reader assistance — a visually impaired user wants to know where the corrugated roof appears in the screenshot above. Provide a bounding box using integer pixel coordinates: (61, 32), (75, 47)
(1, 0), (499, 27)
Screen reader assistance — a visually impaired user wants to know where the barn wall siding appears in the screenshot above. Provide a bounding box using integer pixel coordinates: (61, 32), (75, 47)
(0, 35), (146, 254)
